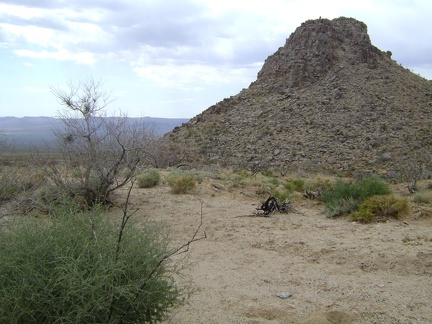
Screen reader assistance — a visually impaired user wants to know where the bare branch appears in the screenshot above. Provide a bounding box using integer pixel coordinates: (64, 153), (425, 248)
(48, 79), (155, 206)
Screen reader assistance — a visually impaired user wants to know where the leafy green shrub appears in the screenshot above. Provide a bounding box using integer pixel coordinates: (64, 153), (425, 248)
(0, 205), (184, 323)
(168, 174), (196, 194)
(351, 195), (410, 223)
(321, 177), (391, 217)
(137, 169), (161, 188)
(357, 176), (391, 198)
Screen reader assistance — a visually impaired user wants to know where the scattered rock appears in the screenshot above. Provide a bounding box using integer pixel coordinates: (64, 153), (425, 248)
(276, 292), (293, 299)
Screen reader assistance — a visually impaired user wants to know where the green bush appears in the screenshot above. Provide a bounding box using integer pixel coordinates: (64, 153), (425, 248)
(168, 174), (196, 194)
(351, 195), (410, 223)
(0, 205), (184, 323)
(321, 177), (391, 217)
(137, 169), (161, 188)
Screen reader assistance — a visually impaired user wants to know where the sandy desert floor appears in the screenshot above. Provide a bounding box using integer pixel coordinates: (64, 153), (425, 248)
(115, 177), (432, 324)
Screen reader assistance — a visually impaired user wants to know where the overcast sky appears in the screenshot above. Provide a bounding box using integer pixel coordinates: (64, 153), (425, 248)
(0, 0), (431, 118)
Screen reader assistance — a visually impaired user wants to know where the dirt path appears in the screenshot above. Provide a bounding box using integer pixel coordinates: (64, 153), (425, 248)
(119, 180), (432, 323)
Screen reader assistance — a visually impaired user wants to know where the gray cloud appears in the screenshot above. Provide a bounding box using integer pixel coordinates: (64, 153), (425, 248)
(2, 0), (431, 78)
(1, 0), (295, 76)
(0, 13), (69, 31)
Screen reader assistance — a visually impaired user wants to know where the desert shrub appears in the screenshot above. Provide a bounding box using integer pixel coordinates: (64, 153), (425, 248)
(260, 169), (273, 177)
(304, 177), (333, 192)
(324, 197), (359, 218)
(351, 195), (410, 223)
(284, 181), (295, 193)
(412, 191), (432, 204)
(168, 172), (196, 194)
(356, 176), (391, 198)
(226, 171), (249, 189)
(321, 177), (390, 217)
(137, 169), (161, 188)
(283, 179), (306, 194)
(236, 169), (251, 177)
(272, 188), (291, 201)
(267, 177), (280, 187)
(0, 204), (183, 323)
(0, 166), (45, 203)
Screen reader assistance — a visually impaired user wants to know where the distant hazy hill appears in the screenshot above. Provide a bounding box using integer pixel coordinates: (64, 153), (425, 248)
(0, 116), (189, 152)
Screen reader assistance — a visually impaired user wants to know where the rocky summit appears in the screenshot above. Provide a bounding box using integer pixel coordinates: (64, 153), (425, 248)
(166, 17), (432, 175)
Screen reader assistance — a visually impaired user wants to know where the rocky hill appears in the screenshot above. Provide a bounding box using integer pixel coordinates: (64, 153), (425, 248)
(166, 17), (432, 175)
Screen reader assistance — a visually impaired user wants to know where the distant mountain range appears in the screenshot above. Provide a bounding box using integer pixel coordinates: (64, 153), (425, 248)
(0, 116), (189, 152)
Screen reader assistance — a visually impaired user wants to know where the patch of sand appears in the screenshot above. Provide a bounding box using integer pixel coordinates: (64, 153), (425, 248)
(114, 179), (432, 323)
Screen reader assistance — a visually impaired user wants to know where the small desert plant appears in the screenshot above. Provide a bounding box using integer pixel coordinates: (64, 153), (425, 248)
(272, 188), (291, 201)
(0, 166), (45, 203)
(0, 202), (184, 323)
(351, 195), (410, 223)
(137, 169), (161, 188)
(226, 170), (250, 189)
(260, 169), (273, 177)
(412, 191), (432, 205)
(267, 177), (280, 187)
(304, 177), (332, 192)
(325, 197), (360, 218)
(168, 172), (196, 194)
(236, 169), (251, 177)
(284, 179), (305, 193)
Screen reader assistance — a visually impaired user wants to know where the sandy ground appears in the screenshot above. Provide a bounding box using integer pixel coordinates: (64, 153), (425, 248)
(116, 178), (432, 324)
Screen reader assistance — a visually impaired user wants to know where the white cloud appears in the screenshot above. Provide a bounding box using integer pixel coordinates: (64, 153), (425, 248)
(14, 49), (96, 64)
(132, 62), (257, 90)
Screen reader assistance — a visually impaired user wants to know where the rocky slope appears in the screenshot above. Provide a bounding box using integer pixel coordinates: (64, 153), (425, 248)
(166, 17), (432, 175)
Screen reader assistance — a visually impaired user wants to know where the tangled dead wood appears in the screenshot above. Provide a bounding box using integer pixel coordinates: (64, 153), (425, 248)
(254, 196), (301, 216)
